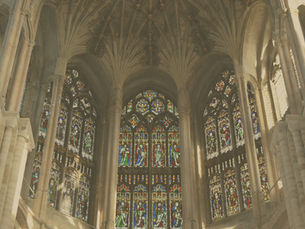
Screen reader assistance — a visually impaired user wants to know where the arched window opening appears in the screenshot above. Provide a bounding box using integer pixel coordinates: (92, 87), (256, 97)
(298, 5), (305, 41)
(116, 89), (182, 229)
(202, 70), (252, 222)
(271, 54), (289, 119)
(30, 69), (97, 223)
(247, 83), (270, 201)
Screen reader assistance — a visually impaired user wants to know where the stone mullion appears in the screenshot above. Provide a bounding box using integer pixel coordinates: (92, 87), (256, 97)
(148, 128), (152, 229)
(234, 62), (264, 228)
(166, 128), (170, 229)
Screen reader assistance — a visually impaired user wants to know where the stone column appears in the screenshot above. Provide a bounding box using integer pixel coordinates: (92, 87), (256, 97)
(0, 112), (18, 217)
(271, 122), (305, 229)
(32, 63), (66, 226)
(234, 62), (264, 227)
(286, 115), (305, 216)
(103, 87), (123, 229)
(192, 111), (208, 227)
(94, 114), (107, 228)
(7, 38), (35, 112)
(0, 0), (26, 106)
(177, 87), (200, 229)
(0, 113), (18, 189)
(1, 118), (34, 229)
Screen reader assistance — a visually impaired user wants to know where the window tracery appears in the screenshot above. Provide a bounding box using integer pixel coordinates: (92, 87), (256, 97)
(30, 69), (97, 223)
(203, 70), (252, 221)
(116, 89), (182, 229)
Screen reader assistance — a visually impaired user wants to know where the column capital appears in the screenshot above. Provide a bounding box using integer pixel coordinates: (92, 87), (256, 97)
(3, 111), (19, 128)
(17, 118), (34, 150)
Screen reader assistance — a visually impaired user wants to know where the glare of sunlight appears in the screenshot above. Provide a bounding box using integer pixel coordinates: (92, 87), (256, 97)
(197, 145), (202, 178)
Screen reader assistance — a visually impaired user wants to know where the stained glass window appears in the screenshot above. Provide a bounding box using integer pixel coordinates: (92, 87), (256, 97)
(247, 84), (270, 201)
(30, 69), (97, 223)
(29, 82), (53, 198)
(116, 89), (181, 228)
(203, 70), (253, 221)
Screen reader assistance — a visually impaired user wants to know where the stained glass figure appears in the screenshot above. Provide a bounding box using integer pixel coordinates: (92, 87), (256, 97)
(224, 170), (239, 216)
(204, 118), (218, 160)
(247, 85), (260, 139)
(216, 80), (225, 92)
(82, 120), (95, 160)
(152, 185), (167, 228)
(168, 126), (180, 167)
(76, 176), (90, 221)
(119, 125), (132, 167)
(69, 113), (82, 153)
(116, 184), (131, 228)
(133, 185), (148, 228)
(29, 159), (40, 198)
(218, 111), (232, 153)
(240, 163), (252, 209)
(56, 103), (68, 146)
(136, 99), (149, 115)
(48, 162), (61, 208)
(209, 175), (224, 220)
(233, 105), (244, 147)
(170, 185), (182, 229)
(152, 126), (166, 168)
(257, 147), (270, 201)
(167, 99), (174, 113)
(134, 126), (148, 167)
(60, 172), (76, 216)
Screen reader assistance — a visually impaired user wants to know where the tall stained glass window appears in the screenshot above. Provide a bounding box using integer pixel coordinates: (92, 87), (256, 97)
(29, 82), (53, 198)
(247, 84), (270, 201)
(116, 90), (182, 229)
(202, 70), (252, 222)
(31, 69), (97, 223)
